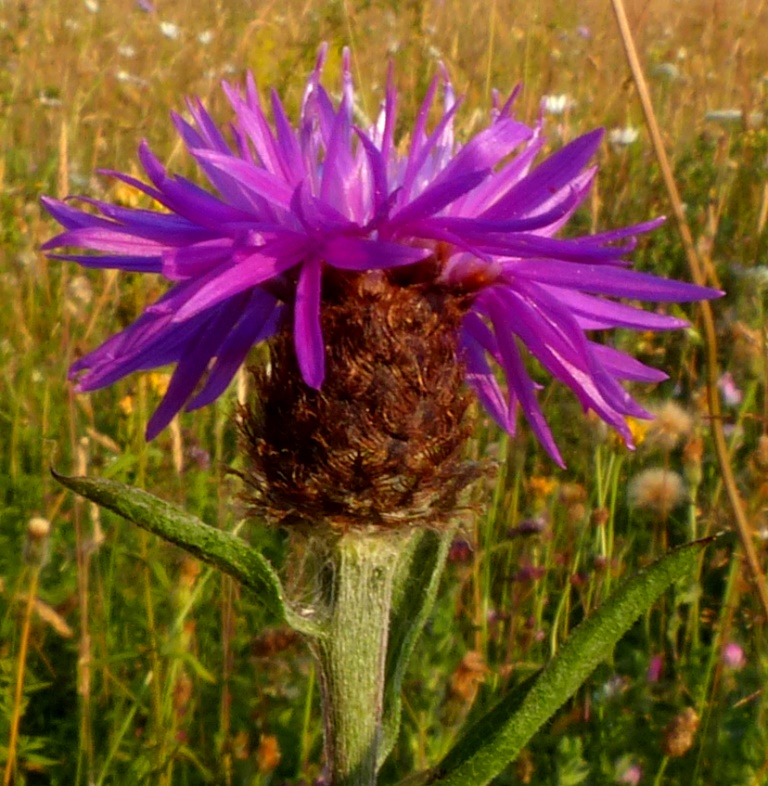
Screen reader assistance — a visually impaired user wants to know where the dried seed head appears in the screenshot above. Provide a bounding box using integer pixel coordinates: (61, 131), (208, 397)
(256, 733), (282, 773)
(661, 707), (700, 757)
(178, 556), (202, 590)
(750, 434), (768, 477)
(646, 401), (694, 452)
(238, 271), (485, 531)
(559, 482), (588, 524)
(251, 627), (301, 658)
(27, 516), (51, 539)
(172, 672), (194, 718)
(627, 468), (686, 518)
(441, 650), (489, 726)
(448, 651), (489, 703)
(24, 516), (52, 567)
(515, 749), (535, 784)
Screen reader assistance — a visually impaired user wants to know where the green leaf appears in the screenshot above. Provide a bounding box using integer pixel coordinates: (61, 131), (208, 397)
(401, 535), (718, 786)
(52, 472), (323, 637)
(379, 526), (456, 767)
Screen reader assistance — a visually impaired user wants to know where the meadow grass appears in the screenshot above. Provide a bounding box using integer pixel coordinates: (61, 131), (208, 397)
(2, 0), (768, 783)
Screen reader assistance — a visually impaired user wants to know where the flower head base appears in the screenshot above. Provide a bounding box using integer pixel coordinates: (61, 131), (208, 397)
(43, 45), (719, 469)
(238, 268), (484, 529)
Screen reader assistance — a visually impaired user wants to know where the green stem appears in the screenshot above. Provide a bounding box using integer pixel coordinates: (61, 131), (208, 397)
(310, 530), (413, 786)
(652, 755), (670, 786)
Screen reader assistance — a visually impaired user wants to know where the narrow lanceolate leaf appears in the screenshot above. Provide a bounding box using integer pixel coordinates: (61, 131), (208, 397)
(379, 526), (457, 767)
(402, 536), (718, 786)
(52, 472), (323, 637)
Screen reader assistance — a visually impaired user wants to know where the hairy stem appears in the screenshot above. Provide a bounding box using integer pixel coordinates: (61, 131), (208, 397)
(310, 530), (414, 786)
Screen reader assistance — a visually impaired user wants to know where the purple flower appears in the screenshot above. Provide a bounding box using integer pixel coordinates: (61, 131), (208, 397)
(617, 762), (643, 785)
(646, 653), (663, 683)
(721, 641), (746, 670)
(43, 46), (719, 460)
(717, 371), (743, 407)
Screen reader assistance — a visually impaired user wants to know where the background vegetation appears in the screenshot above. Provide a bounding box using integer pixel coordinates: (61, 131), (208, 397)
(2, 0), (768, 783)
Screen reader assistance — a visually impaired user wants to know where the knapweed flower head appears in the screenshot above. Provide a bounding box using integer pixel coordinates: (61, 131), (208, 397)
(44, 45), (717, 474)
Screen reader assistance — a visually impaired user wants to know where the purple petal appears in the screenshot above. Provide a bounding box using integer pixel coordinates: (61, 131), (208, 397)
(436, 117), (531, 186)
(463, 128), (543, 214)
(269, 89), (305, 184)
(41, 196), (125, 233)
(412, 189), (583, 239)
(461, 316), (514, 432)
(173, 111), (268, 214)
(547, 288), (690, 331)
(161, 238), (236, 280)
(96, 168), (168, 209)
(482, 297), (564, 466)
(170, 241), (306, 321)
(46, 252), (162, 273)
(187, 292), (284, 409)
(573, 217), (665, 245)
(146, 294), (250, 439)
(490, 293), (616, 441)
(222, 82), (285, 175)
(138, 142), (265, 224)
(481, 128), (603, 220)
(400, 96), (462, 201)
(319, 89), (356, 212)
(485, 282), (649, 430)
(71, 197), (218, 242)
(291, 180), (357, 234)
(184, 97), (232, 154)
(73, 311), (203, 391)
(322, 236), (431, 270)
(481, 232), (639, 261)
(190, 149), (294, 211)
(354, 128), (389, 218)
(507, 260), (720, 301)
(302, 82), (337, 149)
(294, 257), (324, 388)
(389, 168), (490, 228)
(590, 343), (668, 383)
(402, 74), (441, 192)
(43, 226), (165, 256)
(375, 62), (397, 161)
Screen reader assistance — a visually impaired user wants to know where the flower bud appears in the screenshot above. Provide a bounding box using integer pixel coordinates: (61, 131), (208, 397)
(23, 516), (51, 567)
